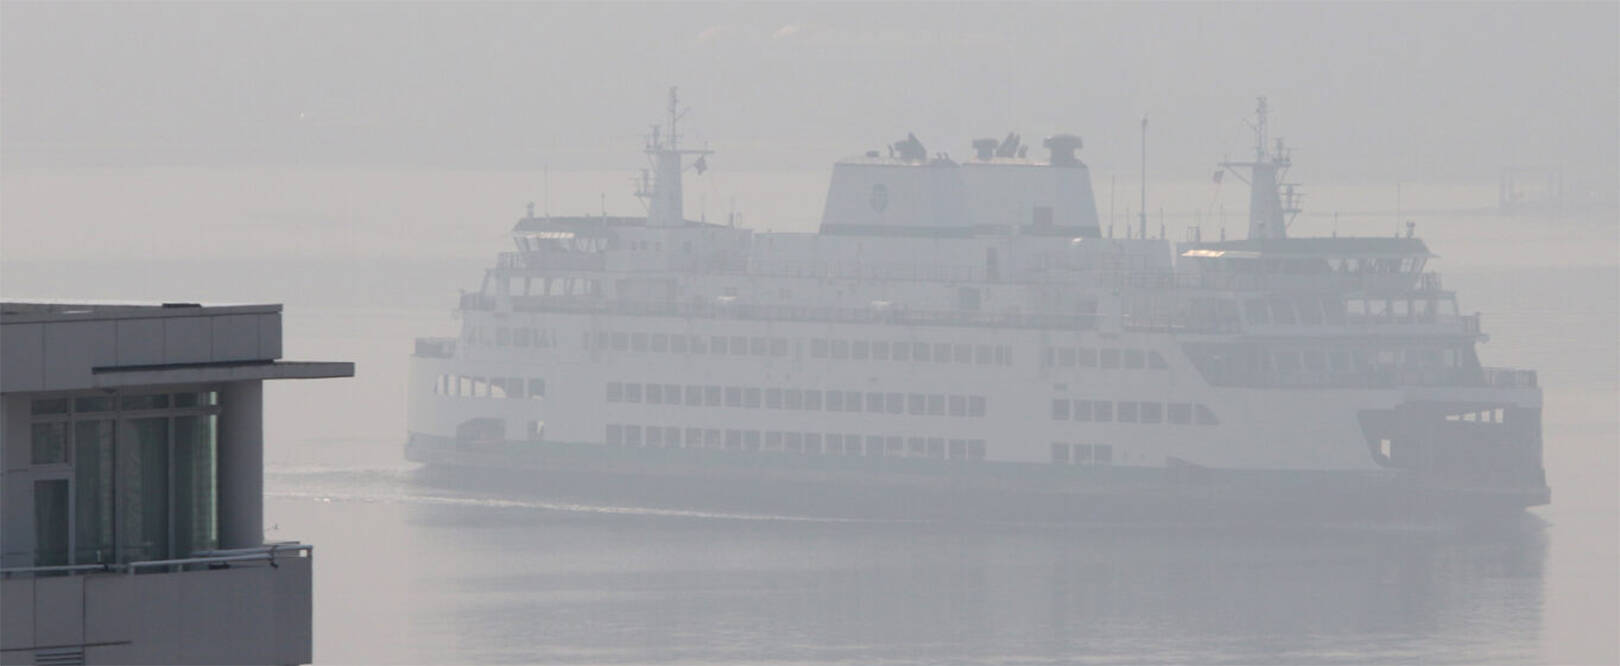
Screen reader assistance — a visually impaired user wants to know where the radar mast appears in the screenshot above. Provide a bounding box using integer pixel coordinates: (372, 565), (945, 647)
(638, 87), (714, 227)
(1218, 97), (1301, 239)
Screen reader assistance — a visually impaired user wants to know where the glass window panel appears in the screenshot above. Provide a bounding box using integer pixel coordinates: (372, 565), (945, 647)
(74, 420), (115, 564)
(74, 396), (115, 413)
(118, 417), (170, 562)
(31, 422), (68, 465)
(121, 394), (170, 411)
(32, 398), (69, 415)
(34, 480), (70, 566)
(173, 415), (218, 557)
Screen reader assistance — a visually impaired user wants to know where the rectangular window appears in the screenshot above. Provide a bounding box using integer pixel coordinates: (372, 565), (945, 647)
(866, 436), (885, 456)
(612, 332), (629, 351)
(831, 340), (850, 359)
(1058, 347), (1077, 367)
(744, 430), (762, 451)
(705, 386), (722, 407)
(766, 388), (783, 409)
(744, 388), (761, 408)
(968, 440), (986, 460)
(118, 416), (170, 562)
(1140, 402), (1163, 424)
(529, 378), (546, 398)
(784, 432), (803, 453)
(1118, 401), (1139, 422)
(665, 427), (681, 447)
(907, 394), (926, 415)
(804, 433), (822, 455)
(1124, 349), (1146, 369)
(1051, 399), (1071, 420)
(625, 425), (642, 446)
(624, 383), (642, 403)
(852, 340), (870, 360)
(515, 328), (532, 347)
(647, 426), (663, 447)
(827, 390), (844, 412)
(886, 436), (904, 454)
(893, 341), (911, 362)
(927, 394), (945, 416)
(949, 395), (967, 417)
(684, 385), (703, 406)
(496, 327), (511, 347)
(1100, 349), (1121, 369)
(805, 390), (823, 410)
(765, 431), (783, 451)
(750, 337), (768, 356)
(927, 437), (946, 458)
(632, 333), (649, 352)
(1073, 443), (1093, 465)
(825, 433), (843, 454)
(1093, 401), (1114, 422)
(606, 382), (624, 402)
(672, 335), (688, 353)
(968, 396), (987, 418)
(121, 394), (170, 411)
(1051, 442), (1070, 463)
(1072, 400), (1092, 422)
(711, 336), (728, 355)
(948, 439), (967, 459)
(730, 336), (748, 356)
(31, 422), (68, 465)
(866, 392), (885, 413)
(975, 345), (992, 364)
(690, 335), (707, 354)
(785, 389), (804, 410)
(770, 338), (788, 357)
(812, 339), (829, 358)
(647, 385), (664, 405)
(1168, 403), (1192, 425)
(907, 437), (926, 456)
(73, 419), (115, 564)
(873, 341), (891, 361)
(651, 334), (669, 352)
(32, 398), (69, 415)
(705, 429), (722, 448)
(934, 343), (952, 364)
(685, 427), (703, 447)
(725, 386), (742, 407)
(1078, 347), (1098, 367)
(725, 430), (743, 450)
(34, 480), (69, 566)
(1094, 444), (1113, 465)
(953, 344), (972, 363)
(886, 393), (904, 414)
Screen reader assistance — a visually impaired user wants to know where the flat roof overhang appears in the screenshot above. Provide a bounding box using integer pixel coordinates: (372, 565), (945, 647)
(88, 360), (354, 389)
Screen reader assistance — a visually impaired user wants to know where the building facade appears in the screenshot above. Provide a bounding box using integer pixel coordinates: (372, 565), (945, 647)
(1, 302), (352, 665)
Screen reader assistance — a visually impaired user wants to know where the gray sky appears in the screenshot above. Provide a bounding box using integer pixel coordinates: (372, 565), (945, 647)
(3, 2), (1616, 188)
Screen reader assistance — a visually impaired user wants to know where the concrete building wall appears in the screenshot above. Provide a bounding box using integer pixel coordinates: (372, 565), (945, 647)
(0, 557), (312, 666)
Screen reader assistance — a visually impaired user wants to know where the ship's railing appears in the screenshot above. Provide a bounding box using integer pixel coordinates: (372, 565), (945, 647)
(0, 543), (310, 578)
(1105, 270), (1436, 295)
(415, 337), (457, 358)
(1482, 366), (1538, 388)
(475, 295), (1104, 331)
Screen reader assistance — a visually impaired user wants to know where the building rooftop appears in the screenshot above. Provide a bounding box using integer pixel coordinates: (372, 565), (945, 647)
(1, 301), (280, 324)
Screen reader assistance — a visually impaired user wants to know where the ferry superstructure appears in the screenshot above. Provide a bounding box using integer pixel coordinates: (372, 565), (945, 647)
(406, 92), (1547, 522)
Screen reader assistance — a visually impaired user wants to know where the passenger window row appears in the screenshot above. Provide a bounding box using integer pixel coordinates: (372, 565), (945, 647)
(604, 424), (988, 460)
(607, 382), (989, 417)
(434, 375), (545, 399)
(1043, 346), (1168, 370)
(475, 326), (560, 349)
(1049, 442), (1114, 466)
(1051, 399), (1218, 425)
(811, 339), (1014, 366)
(589, 331), (793, 358)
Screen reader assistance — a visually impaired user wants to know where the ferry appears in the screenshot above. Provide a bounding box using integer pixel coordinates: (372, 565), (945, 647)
(405, 91), (1547, 523)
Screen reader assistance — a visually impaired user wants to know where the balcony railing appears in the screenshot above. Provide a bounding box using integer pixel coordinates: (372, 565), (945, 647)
(0, 542), (311, 578)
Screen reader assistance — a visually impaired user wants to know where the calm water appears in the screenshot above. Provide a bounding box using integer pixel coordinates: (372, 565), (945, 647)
(3, 168), (1615, 663)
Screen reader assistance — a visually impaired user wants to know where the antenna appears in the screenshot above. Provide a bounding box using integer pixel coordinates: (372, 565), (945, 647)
(1139, 115), (1149, 242)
